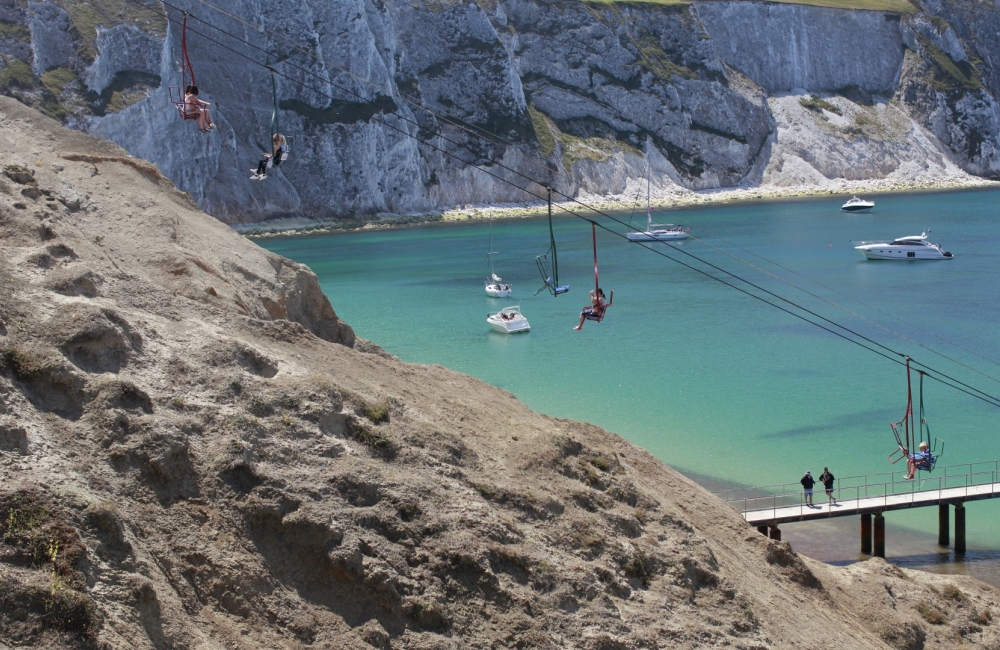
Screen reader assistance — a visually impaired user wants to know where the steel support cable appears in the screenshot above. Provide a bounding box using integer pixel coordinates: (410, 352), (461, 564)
(183, 0), (563, 177)
(685, 232), (1000, 387)
(640, 234), (1000, 406)
(181, 0), (1000, 394)
(129, 0), (1000, 410)
(694, 229), (1000, 376)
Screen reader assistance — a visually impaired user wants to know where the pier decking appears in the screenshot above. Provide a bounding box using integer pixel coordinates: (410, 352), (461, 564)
(714, 461), (1000, 557)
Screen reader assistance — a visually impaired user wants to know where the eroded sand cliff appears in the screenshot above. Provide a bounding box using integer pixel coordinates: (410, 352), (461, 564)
(1, 97), (999, 649)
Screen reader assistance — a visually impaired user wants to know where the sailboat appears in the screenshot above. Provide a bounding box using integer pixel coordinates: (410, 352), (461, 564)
(626, 167), (689, 242)
(484, 216), (512, 298)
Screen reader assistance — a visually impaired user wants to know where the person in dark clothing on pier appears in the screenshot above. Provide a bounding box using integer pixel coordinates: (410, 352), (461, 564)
(800, 471), (816, 507)
(819, 467), (837, 506)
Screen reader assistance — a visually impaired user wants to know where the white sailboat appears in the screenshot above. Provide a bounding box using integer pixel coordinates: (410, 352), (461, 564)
(627, 167), (689, 242)
(484, 216), (512, 298)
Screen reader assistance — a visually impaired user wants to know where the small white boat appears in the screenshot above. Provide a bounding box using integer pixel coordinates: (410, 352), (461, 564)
(487, 305), (530, 333)
(854, 232), (953, 260)
(485, 272), (511, 298)
(841, 196), (875, 212)
(626, 221), (690, 242)
(627, 166), (689, 241)
(484, 217), (512, 297)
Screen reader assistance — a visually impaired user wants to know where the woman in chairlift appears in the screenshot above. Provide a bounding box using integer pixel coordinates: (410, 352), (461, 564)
(184, 85), (216, 133)
(252, 133), (287, 180)
(573, 287), (607, 331)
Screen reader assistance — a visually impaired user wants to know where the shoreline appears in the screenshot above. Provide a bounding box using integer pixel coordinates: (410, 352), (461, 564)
(239, 176), (1000, 239)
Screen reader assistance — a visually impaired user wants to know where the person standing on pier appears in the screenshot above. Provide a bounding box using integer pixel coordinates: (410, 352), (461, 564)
(819, 467), (837, 506)
(800, 471), (816, 507)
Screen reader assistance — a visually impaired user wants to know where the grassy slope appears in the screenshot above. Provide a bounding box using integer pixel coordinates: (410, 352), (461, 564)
(581, 0), (917, 14)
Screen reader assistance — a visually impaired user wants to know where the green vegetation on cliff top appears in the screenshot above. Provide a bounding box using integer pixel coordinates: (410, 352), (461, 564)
(529, 106), (641, 170)
(581, 0), (916, 13)
(54, 0), (165, 61)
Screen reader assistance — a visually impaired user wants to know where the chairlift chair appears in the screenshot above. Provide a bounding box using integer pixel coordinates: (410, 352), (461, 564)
(167, 13), (201, 122)
(887, 358), (944, 473)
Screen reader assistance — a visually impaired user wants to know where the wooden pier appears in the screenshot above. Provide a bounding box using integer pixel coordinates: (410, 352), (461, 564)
(714, 462), (1000, 557)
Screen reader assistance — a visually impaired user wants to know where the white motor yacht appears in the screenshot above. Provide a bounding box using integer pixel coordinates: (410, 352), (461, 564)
(841, 196), (875, 212)
(487, 306), (530, 333)
(854, 232), (953, 260)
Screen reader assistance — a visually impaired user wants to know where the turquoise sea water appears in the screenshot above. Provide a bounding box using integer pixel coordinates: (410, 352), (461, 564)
(261, 188), (1000, 584)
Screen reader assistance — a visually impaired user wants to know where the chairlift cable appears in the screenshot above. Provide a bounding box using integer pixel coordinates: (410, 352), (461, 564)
(181, 11), (196, 88)
(269, 67), (279, 142)
(123, 0), (1000, 411)
(691, 230), (1000, 384)
(177, 0), (1000, 400)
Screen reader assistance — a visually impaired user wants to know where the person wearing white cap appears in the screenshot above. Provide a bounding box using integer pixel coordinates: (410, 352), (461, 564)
(905, 441), (933, 480)
(800, 470), (816, 507)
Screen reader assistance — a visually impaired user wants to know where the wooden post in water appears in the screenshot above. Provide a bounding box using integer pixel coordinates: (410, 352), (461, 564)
(861, 513), (872, 555)
(873, 513), (885, 558)
(768, 525), (781, 541)
(955, 502), (966, 555)
(938, 503), (950, 547)
(756, 525), (768, 536)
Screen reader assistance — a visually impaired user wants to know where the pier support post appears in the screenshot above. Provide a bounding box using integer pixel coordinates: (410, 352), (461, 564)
(861, 513), (872, 555)
(955, 503), (966, 555)
(768, 525), (781, 541)
(757, 525), (768, 536)
(873, 513), (885, 558)
(938, 503), (950, 547)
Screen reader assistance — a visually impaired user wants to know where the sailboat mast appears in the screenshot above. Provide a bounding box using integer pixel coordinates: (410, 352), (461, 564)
(646, 165), (652, 231)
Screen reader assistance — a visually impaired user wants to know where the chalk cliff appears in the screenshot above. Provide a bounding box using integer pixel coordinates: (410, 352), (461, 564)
(2, 0), (998, 224)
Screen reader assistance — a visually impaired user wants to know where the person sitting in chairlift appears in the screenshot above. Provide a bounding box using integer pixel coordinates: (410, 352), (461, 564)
(573, 288), (607, 331)
(904, 441), (934, 480)
(184, 85), (216, 133)
(252, 134), (287, 180)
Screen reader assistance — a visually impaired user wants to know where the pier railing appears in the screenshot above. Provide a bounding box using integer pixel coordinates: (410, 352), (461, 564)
(714, 461), (1000, 517)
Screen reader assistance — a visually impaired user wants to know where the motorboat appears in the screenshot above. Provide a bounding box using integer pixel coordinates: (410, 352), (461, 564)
(485, 271), (511, 298)
(627, 166), (689, 241)
(487, 305), (530, 333)
(854, 232), (953, 260)
(841, 196), (875, 212)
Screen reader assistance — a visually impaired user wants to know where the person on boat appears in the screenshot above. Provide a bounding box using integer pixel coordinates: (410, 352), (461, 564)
(904, 441), (933, 480)
(573, 288), (607, 331)
(818, 467), (836, 505)
(252, 133), (287, 180)
(184, 85), (216, 133)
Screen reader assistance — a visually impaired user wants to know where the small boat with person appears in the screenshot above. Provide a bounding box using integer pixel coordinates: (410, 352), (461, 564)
(487, 306), (530, 334)
(854, 232), (953, 260)
(841, 196), (875, 212)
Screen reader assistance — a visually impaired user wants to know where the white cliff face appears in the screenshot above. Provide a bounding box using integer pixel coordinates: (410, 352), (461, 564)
(763, 94), (964, 188)
(27, 1), (75, 76)
(84, 24), (163, 93)
(696, 3), (905, 94)
(4, 0), (998, 223)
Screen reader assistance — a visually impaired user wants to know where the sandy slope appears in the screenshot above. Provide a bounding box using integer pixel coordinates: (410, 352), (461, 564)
(1, 96), (998, 649)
